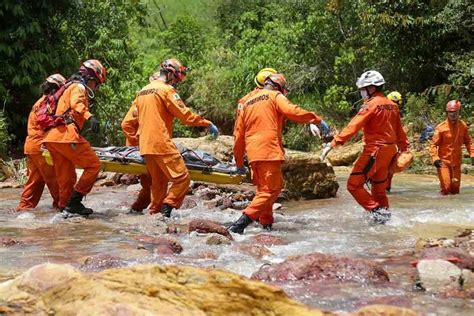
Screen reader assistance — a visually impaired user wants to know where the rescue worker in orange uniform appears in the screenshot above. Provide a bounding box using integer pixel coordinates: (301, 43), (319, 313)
(43, 59), (106, 216)
(386, 91), (403, 192)
(430, 100), (474, 195)
(320, 71), (408, 224)
(123, 58), (218, 218)
(228, 73), (330, 234)
(16, 74), (65, 211)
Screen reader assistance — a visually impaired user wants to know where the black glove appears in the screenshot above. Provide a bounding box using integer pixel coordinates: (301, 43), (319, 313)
(89, 116), (100, 133)
(471, 157), (474, 166)
(434, 159), (442, 169)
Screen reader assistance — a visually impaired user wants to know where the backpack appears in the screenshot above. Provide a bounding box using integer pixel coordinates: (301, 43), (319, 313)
(35, 82), (73, 131)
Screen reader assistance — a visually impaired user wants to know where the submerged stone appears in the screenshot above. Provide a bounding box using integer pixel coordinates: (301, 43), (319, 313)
(188, 219), (233, 240)
(251, 252), (389, 284)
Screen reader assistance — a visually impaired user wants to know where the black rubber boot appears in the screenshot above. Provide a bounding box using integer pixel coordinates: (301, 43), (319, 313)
(369, 207), (391, 225)
(160, 203), (173, 218)
(63, 191), (93, 216)
(127, 208), (144, 215)
(227, 214), (253, 234)
(262, 224), (273, 232)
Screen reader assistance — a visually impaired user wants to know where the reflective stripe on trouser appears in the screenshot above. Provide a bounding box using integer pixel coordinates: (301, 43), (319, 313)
(17, 154), (59, 210)
(45, 142), (100, 208)
(131, 174), (152, 210)
(144, 154), (190, 214)
(347, 144), (397, 210)
(243, 161), (283, 225)
(437, 165), (461, 195)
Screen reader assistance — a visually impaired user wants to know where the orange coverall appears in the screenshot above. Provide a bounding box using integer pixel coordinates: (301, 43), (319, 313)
(429, 119), (474, 195)
(331, 92), (408, 211)
(124, 78), (211, 213)
(234, 89), (322, 225)
(43, 83), (100, 209)
(17, 96), (60, 210)
(121, 104), (151, 211)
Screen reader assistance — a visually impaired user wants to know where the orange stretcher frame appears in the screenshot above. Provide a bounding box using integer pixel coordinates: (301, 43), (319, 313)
(42, 150), (245, 185)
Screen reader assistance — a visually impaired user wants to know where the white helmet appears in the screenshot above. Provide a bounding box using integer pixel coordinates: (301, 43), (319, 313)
(356, 70), (385, 89)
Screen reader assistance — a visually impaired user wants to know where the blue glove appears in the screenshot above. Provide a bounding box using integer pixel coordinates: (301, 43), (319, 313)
(236, 166), (247, 175)
(208, 123), (219, 139)
(318, 120), (330, 137)
(89, 116), (100, 133)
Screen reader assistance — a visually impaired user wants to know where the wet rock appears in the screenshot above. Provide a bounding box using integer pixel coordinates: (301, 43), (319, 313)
(81, 255), (127, 272)
(206, 233), (232, 245)
(112, 172), (124, 184)
(180, 196), (198, 209)
(234, 244), (273, 259)
(462, 269), (474, 290)
(219, 196), (233, 209)
(326, 142), (363, 166)
(166, 223), (189, 234)
(232, 201), (250, 210)
(0, 180), (22, 189)
(416, 259), (461, 292)
(250, 234), (288, 246)
(273, 203), (282, 210)
(418, 247), (474, 270)
(442, 289), (474, 299)
(355, 296), (413, 310)
(0, 263), (320, 315)
(0, 237), (19, 247)
(120, 174), (139, 185)
(0, 264), (80, 299)
(153, 245), (177, 255)
(203, 196), (223, 209)
(283, 150), (339, 199)
(189, 250), (219, 260)
(132, 236), (183, 254)
(94, 178), (116, 187)
(351, 304), (418, 316)
(188, 219), (233, 240)
(251, 252), (389, 284)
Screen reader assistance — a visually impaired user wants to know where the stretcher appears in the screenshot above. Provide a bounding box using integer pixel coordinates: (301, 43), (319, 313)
(42, 145), (246, 185)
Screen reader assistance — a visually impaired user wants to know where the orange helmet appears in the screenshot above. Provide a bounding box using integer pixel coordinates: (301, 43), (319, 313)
(46, 73), (66, 88)
(446, 100), (461, 112)
(265, 73), (288, 95)
(81, 59), (107, 84)
(160, 58), (189, 82)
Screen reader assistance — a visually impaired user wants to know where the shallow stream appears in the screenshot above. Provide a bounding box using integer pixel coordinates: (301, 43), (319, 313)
(1, 169), (473, 315)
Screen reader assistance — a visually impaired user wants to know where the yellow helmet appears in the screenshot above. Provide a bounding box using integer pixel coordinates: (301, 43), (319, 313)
(387, 91), (402, 106)
(254, 67), (277, 88)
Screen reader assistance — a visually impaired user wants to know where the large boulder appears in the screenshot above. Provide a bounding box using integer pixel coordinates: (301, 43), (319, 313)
(284, 150), (339, 199)
(416, 259), (462, 292)
(251, 252), (389, 284)
(0, 263), (323, 315)
(175, 136), (339, 199)
(327, 142), (363, 166)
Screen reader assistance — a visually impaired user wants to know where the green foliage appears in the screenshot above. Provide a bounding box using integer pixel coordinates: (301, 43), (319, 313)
(0, 112), (10, 157)
(2, 0), (473, 154)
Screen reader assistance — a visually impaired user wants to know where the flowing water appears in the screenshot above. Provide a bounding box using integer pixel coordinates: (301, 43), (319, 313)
(1, 169), (473, 315)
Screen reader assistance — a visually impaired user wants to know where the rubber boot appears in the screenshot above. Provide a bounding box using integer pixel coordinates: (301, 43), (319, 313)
(262, 224), (273, 232)
(160, 203), (173, 218)
(63, 191), (93, 216)
(227, 214), (253, 234)
(369, 207), (391, 225)
(127, 208), (144, 215)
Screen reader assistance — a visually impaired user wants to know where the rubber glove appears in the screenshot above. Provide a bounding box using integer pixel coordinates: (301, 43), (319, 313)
(89, 116), (100, 133)
(320, 143), (333, 161)
(309, 124), (321, 138)
(433, 159), (442, 169)
(318, 120), (330, 137)
(236, 166), (247, 175)
(208, 123), (219, 139)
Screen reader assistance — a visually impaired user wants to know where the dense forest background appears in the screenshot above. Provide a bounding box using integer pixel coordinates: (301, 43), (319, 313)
(1, 0), (472, 156)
